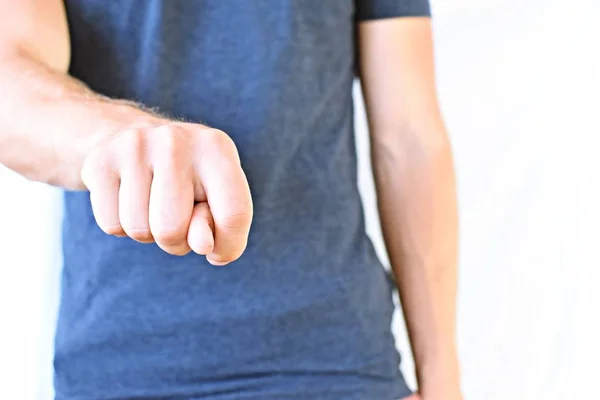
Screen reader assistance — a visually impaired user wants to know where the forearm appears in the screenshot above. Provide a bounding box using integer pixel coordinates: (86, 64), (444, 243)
(372, 130), (459, 388)
(0, 48), (155, 189)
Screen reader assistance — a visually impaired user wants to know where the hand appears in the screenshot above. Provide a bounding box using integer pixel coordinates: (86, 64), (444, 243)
(80, 120), (253, 265)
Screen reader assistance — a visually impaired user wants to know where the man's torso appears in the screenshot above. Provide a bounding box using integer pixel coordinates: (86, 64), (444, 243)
(56, 1), (407, 399)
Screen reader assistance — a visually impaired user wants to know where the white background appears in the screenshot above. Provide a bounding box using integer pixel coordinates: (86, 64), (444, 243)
(0, 0), (598, 399)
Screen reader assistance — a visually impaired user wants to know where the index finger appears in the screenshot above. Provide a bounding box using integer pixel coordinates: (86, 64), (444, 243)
(198, 139), (253, 265)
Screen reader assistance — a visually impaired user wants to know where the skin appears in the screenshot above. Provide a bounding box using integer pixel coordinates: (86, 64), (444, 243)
(0, 1), (461, 398)
(358, 18), (462, 399)
(0, 0), (252, 264)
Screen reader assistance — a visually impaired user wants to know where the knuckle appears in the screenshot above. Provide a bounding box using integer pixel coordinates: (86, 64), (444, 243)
(168, 245), (192, 256)
(120, 129), (147, 159)
(81, 151), (112, 187)
(226, 249), (245, 263)
(216, 211), (252, 231)
(127, 228), (153, 243)
(154, 235), (191, 256)
(100, 224), (125, 237)
(155, 126), (187, 169)
(152, 227), (186, 246)
(158, 125), (182, 152)
(212, 244), (246, 264)
(205, 129), (237, 156)
(191, 241), (213, 256)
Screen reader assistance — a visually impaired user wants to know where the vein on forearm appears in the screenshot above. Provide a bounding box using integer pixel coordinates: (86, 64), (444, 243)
(371, 131), (458, 363)
(371, 132), (456, 266)
(0, 50), (153, 188)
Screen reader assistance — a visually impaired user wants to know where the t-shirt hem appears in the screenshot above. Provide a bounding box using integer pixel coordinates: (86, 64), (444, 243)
(55, 386), (415, 400)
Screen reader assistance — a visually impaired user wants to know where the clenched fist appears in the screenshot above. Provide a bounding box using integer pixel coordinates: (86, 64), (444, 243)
(80, 120), (253, 265)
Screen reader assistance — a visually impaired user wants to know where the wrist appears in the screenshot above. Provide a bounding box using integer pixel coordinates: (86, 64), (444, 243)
(415, 346), (461, 394)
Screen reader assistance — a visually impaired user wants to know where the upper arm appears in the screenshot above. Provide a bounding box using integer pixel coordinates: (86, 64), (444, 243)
(0, 0), (70, 72)
(356, 1), (445, 143)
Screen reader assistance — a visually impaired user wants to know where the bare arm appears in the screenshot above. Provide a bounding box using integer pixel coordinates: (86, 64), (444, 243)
(0, 0), (157, 189)
(358, 18), (461, 399)
(0, 0), (252, 263)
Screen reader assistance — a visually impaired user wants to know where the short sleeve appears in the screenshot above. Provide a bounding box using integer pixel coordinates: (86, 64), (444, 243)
(355, 0), (431, 21)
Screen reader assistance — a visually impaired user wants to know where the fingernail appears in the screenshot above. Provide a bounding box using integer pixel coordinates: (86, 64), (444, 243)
(207, 257), (228, 266)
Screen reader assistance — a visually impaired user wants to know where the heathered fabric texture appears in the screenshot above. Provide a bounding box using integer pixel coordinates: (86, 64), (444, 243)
(56, 1), (431, 399)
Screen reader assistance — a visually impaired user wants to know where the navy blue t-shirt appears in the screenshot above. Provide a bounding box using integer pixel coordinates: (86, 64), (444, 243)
(56, 1), (431, 399)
